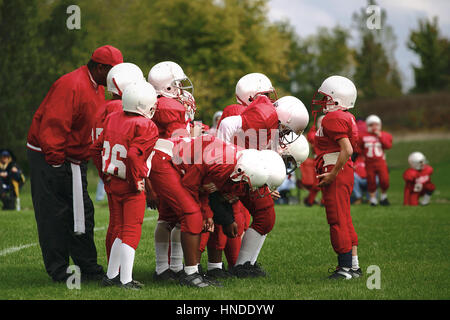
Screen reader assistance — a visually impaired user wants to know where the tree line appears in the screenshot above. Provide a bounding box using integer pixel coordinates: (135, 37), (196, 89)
(1, 0), (448, 170)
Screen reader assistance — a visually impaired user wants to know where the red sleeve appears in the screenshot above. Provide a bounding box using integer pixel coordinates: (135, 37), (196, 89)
(127, 121), (159, 190)
(199, 193), (214, 219)
(322, 117), (349, 142)
(90, 129), (105, 181)
(38, 80), (76, 165)
(306, 129), (316, 145)
(379, 132), (393, 150)
(403, 169), (416, 182)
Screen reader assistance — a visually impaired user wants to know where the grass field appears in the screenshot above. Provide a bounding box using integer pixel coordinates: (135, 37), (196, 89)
(0, 139), (449, 300)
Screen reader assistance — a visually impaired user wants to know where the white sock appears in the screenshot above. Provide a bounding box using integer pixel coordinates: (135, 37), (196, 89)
(155, 243), (170, 275)
(106, 238), (122, 279)
(235, 228), (265, 266)
(207, 262), (223, 271)
(420, 194), (431, 205)
(154, 222), (170, 275)
(251, 234), (267, 265)
(119, 243), (136, 284)
(370, 196), (378, 204)
(380, 193), (388, 201)
(184, 265), (198, 275)
(352, 255), (359, 270)
(169, 226), (183, 273)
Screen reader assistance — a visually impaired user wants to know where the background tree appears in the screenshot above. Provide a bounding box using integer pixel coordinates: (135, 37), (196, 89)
(352, 0), (402, 100)
(408, 17), (450, 93)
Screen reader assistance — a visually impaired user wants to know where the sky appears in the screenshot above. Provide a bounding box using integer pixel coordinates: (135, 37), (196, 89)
(268, 0), (450, 91)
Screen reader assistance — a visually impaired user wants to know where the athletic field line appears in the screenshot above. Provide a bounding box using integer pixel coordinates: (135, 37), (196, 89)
(0, 215), (157, 257)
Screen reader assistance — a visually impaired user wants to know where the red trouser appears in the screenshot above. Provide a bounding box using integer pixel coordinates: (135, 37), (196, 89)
(150, 150), (203, 234)
(199, 202), (246, 258)
(107, 191), (146, 250)
(320, 162), (358, 254)
(366, 160), (389, 193)
(404, 182), (435, 206)
(240, 187), (276, 236)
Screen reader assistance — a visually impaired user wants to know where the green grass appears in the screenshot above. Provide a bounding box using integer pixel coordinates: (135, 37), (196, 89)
(0, 140), (449, 300)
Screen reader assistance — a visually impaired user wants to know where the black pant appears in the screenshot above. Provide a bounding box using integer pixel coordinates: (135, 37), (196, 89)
(27, 149), (103, 281)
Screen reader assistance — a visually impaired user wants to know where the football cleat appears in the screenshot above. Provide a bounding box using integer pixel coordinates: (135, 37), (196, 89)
(328, 267), (353, 280)
(120, 280), (144, 290)
(250, 262), (267, 277)
(380, 198), (390, 206)
(179, 272), (215, 288)
(350, 268), (363, 278)
(206, 267), (235, 280)
(231, 262), (254, 278)
(153, 269), (178, 282)
(101, 275), (120, 287)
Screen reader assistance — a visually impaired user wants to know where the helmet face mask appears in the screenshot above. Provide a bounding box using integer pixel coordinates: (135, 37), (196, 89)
(277, 133), (309, 174)
(274, 96), (309, 146)
(179, 91), (197, 121)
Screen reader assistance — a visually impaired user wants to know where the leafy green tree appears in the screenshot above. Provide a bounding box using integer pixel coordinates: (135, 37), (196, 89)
(352, 0), (402, 100)
(408, 17), (450, 93)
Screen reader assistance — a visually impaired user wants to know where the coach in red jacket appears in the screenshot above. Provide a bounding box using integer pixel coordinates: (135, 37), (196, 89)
(27, 45), (123, 282)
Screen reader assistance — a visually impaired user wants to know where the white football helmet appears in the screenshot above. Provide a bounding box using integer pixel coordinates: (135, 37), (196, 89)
(230, 149), (269, 191)
(274, 96), (310, 146)
(147, 61), (194, 99)
(408, 152), (426, 171)
(260, 150), (287, 191)
(312, 75), (357, 113)
(122, 81), (157, 119)
(235, 73), (277, 106)
(366, 115), (382, 132)
(278, 134), (309, 173)
(212, 111), (223, 128)
(106, 63), (145, 96)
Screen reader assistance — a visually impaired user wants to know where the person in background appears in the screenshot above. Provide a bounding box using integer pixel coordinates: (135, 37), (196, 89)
(403, 152), (435, 206)
(358, 115), (392, 206)
(276, 173), (297, 205)
(351, 154), (378, 204)
(0, 150), (25, 211)
(207, 111), (223, 136)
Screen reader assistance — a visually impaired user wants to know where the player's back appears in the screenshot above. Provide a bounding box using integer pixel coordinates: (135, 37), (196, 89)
(152, 96), (189, 139)
(94, 99), (123, 142)
(217, 104), (246, 128)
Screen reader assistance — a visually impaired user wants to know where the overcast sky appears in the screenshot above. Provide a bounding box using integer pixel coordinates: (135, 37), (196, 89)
(268, 0), (450, 91)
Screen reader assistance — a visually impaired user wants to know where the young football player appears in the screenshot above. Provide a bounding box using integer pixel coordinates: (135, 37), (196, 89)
(93, 62), (145, 260)
(91, 81), (159, 289)
(311, 75), (361, 280)
(147, 61), (198, 282)
(358, 115), (393, 206)
(403, 152), (435, 206)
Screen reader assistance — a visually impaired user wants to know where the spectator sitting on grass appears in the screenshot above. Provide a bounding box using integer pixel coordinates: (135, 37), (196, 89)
(0, 150), (25, 211)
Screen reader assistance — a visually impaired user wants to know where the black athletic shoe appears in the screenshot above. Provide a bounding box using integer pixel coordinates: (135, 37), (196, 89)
(101, 275), (120, 287)
(380, 198), (390, 206)
(206, 267), (235, 280)
(328, 267), (353, 280)
(246, 261), (267, 277)
(153, 269), (178, 282)
(350, 268), (363, 278)
(120, 280), (143, 290)
(231, 262), (254, 278)
(179, 272), (212, 288)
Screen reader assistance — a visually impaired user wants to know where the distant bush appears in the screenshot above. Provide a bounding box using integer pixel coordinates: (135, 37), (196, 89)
(355, 91), (450, 131)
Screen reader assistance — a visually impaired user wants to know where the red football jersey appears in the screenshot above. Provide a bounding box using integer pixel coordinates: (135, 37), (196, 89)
(306, 128), (320, 156)
(358, 131), (392, 164)
(91, 111), (158, 193)
(314, 110), (359, 167)
(217, 104), (246, 129)
(152, 96), (189, 139)
(403, 165), (433, 192)
(27, 65), (105, 165)
(93, 99), (123, 142)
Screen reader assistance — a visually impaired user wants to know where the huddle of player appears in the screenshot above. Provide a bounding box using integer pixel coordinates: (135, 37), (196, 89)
(90, 61), (313, 289)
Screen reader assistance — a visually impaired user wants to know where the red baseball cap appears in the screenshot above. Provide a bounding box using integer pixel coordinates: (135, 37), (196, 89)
(91, 45), (123, 66)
